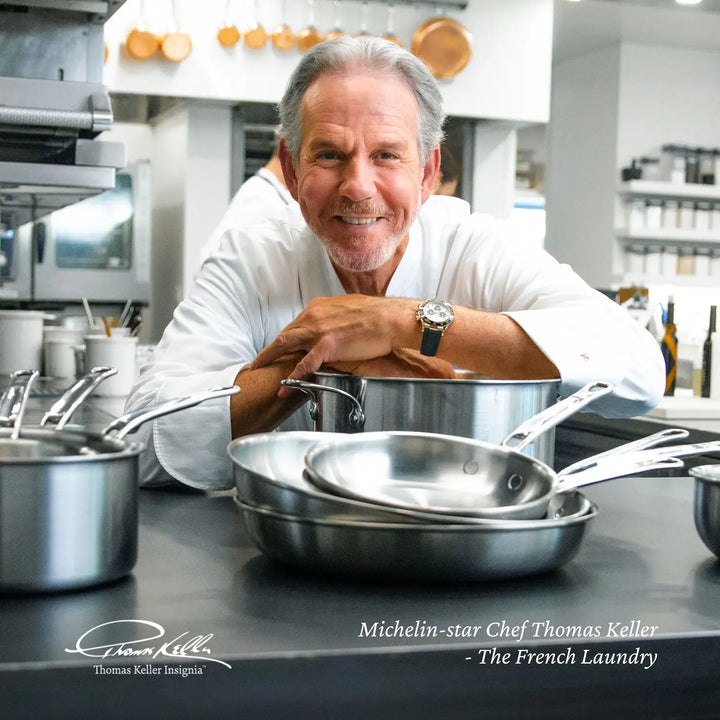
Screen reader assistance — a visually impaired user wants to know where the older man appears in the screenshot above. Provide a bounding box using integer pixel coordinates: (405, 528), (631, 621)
(127, 37), (664, 490)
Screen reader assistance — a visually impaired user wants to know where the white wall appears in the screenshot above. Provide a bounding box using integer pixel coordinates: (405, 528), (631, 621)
(544, 44), (620, 290)
(546, 41), (720, 291)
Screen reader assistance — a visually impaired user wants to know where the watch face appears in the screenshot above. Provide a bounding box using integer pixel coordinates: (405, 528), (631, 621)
(423, 300), (454, 326)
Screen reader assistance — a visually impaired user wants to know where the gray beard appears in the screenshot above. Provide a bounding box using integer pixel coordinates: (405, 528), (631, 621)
(320, 231), (406, 273)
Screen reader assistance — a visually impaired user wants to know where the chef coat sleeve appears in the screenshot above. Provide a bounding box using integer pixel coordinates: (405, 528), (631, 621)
(450, 217), (666, 418)
(124, 229), (270, 491)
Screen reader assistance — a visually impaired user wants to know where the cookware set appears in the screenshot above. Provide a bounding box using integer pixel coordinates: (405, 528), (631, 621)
(232, 380), (720, 581)
(3, 365), (718, 590)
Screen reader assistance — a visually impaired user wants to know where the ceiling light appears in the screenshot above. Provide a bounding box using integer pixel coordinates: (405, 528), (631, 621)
(675, 0), (703, 5)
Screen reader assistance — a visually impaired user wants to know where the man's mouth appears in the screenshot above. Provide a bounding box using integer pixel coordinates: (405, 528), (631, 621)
(340, 216), (380, 225)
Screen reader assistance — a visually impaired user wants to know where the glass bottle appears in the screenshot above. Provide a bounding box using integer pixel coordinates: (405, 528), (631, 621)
(661, 296), (678, 397)
(701, 305), (717, 398)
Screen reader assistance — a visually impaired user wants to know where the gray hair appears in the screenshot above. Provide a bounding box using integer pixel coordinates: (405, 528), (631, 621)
(278, 36), (446, 164)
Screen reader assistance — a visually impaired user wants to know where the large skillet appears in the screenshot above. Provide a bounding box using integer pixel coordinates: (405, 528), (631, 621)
(304, 431), (685, 521)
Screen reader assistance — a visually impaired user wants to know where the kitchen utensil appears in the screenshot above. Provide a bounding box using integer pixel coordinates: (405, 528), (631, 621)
(282, 373), (562, 463)
(0, 310), (46, 375)
(39, 366), (117, 429)
(0, 369), (39, 439)
(236, 494), (599, 582)
(411, 12), (472, 79)
(229, 431), (594, 525)
(325, 0), (344, 41)
(0, 385), (239, 593)
(381, 2), (402, 46)
(270, 0), (295, 50)
(217, 0), (240, 47)
(690, 464), (720, 557)
(160, 0), (192, 62)
(305, 431), (685, 522)
(83, 335), (138, 397)
(244, 0), (268, 49)
(125, 0), (159, 60)
(297, 0), (324, 53)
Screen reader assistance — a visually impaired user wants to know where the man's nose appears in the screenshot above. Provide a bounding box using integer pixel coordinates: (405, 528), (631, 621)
(338, 157), (376, 201)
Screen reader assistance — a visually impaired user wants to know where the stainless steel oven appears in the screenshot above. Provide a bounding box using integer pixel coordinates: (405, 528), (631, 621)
(0, 160), (151, 303)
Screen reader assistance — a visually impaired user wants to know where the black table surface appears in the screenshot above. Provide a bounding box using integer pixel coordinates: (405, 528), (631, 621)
(3, 395), (720, 718)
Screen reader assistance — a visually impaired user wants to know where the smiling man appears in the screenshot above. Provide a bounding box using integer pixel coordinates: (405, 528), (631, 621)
(126, 37), (665, 490)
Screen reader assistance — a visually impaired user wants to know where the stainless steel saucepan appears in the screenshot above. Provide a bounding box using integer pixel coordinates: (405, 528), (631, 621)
(304, 431), (688, 521)
(0, 384), (239, 593)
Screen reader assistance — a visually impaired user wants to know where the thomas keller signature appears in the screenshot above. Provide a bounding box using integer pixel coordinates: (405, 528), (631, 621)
(64, 619), (232, 669)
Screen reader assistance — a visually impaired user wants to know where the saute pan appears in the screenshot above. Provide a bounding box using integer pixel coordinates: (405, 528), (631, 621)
(236, 495), (599, 582)
(304, 431), (688, 521)
(229, 431), (595, 525)
(0, 385), (239, 593)
(230, 382), (612, 524)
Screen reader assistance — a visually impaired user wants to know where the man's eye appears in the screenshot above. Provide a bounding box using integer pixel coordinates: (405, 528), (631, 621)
(377, 151), (398, 161)
(316, 151), (339, 161)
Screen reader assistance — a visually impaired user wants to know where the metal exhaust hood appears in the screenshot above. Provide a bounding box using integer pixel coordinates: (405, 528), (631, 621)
(0, 1), (128, 227)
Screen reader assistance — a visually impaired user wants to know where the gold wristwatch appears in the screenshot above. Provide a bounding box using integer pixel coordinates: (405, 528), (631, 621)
(417, 299), (454, 356)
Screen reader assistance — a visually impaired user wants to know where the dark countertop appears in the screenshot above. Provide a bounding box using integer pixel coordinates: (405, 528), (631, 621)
(2, 471), (720, 718)
(3, 396), (720, 718)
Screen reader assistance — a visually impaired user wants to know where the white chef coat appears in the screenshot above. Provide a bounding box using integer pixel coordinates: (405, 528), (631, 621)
(195, 167), (302, 275)
(127, 195), (665, 490)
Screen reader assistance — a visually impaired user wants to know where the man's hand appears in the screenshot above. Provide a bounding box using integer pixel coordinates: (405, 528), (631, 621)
(250, 295), (418, 395)
(327, 348), (456, 379)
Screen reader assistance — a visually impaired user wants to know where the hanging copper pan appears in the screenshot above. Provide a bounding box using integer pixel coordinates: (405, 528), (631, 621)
(124, 0), (158, 60)
(160, 0), (192, 62)
(411, 16), (472, 79)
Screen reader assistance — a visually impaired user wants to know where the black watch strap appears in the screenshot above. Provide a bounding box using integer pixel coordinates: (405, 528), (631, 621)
(420, 328), (443, 356)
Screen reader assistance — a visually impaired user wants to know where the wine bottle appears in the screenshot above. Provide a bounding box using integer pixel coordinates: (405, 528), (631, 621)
(702, 305), (717, 398)
(661, 296), (677, 397)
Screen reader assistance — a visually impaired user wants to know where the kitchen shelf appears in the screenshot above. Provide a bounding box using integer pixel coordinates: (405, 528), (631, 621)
(618, 180), (720, 201)
(616, 227), (720, 244)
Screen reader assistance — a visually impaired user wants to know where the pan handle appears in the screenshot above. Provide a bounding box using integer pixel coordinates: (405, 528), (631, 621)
(556, 451), (685, 490)
(102, 386), (240, 439)
(40, 366), (118, 429)
(0, 369), (40, 440)
(501, 381), (613, 451)
(557, 427), (690, 478)
(281, 378), (365, 428)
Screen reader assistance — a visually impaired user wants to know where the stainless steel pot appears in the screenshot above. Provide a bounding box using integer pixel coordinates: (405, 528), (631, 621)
(236, 495), (599, 582)
(0, 385), (239, 593)
(690, 464), (720, 557)
(282, 373), (561, 463)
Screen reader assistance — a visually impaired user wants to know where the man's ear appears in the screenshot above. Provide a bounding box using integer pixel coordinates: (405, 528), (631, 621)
(419, 145), (442, 203)
(278, 139), (299, 201)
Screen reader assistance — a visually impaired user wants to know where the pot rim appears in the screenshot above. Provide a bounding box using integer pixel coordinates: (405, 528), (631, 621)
(0, 427), (143, 464)
(313, 371), (560, 386)
(236, 496), (599, 532)
(690, 464), (720, 484)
